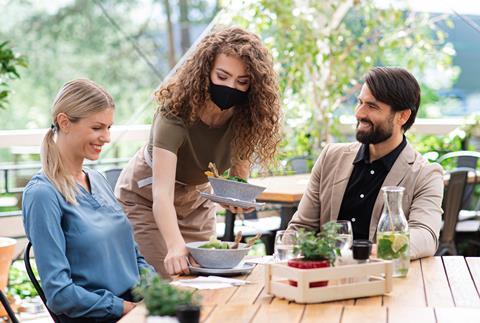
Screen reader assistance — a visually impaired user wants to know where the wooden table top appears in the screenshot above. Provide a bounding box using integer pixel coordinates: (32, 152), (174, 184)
(250, 174), (310, 203)
(249, 171), (480, 204)
(119, 256), (480, 323)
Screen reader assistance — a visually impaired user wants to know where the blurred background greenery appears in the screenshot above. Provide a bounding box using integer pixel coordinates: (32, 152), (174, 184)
(1, 0), (479, 166)
(0, 0), (479, 292)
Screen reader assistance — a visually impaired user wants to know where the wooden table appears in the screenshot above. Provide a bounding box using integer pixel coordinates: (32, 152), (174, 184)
(251, 174), (310, 204)
(120, 256), (480, 323)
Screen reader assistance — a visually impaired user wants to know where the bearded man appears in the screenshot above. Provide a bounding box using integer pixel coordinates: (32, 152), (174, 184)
(286, 67), (443, 259)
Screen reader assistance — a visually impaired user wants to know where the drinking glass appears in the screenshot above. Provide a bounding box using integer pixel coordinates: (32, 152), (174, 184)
(273, 230), (298, 262)
(335, 220), (353, 253)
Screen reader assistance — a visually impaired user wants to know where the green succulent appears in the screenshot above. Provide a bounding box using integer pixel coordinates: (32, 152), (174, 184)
(133, 269), (199, 317)
(293, 221), (341, 265)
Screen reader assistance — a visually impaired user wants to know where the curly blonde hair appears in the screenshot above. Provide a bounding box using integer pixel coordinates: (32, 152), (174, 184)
(155, 27), (281, 167)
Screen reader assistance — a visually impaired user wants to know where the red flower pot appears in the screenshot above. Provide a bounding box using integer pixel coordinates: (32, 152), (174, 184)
(287, 258), (330, 288)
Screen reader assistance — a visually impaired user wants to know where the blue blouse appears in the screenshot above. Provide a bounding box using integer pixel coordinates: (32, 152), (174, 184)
(22, 168), (154, 320)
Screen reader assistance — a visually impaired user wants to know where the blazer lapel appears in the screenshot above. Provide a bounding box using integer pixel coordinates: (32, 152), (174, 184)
(369, 143), (416, 239)
(330, 144), (359, 220)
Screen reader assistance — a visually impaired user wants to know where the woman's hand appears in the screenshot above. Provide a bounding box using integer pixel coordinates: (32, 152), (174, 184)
(122, 301), (136, 315)
(164, 244), (190, 275)
(220, 204), (255, 214)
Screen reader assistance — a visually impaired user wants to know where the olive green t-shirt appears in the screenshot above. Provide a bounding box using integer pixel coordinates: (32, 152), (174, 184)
(148, 113), (234, 185)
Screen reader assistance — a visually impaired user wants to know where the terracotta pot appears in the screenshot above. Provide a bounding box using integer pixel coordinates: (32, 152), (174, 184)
(0, 238), (17, 316)
(287, 258), (330, 288)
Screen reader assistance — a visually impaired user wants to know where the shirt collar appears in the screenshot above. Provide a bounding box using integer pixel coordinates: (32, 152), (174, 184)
(353, 136), (407, 170)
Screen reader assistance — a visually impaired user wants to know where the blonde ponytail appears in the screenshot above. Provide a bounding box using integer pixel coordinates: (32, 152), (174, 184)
(41, 79), (114, 204)
(41, 127), (78, 204)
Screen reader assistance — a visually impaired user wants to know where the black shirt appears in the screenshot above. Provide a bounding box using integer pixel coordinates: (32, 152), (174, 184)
(337, 137), (407, 240)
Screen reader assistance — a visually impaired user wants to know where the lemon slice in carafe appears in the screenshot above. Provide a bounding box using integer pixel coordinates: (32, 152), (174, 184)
(391, 234), (408, 253)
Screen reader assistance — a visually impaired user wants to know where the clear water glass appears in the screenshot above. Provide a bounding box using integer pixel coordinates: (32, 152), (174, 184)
(274, 230), (298, 262)
(335, 220), (353, 253)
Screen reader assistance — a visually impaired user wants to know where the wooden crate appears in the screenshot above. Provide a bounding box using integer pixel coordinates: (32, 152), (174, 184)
(265, 259), (393, 303)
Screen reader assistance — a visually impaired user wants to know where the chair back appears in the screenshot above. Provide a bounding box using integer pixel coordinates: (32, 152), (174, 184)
(437, 150), (480, 169)
(24, 242), (61, 322)
(286, 156), (314, 174)
(104, 168), (123, 191)
(438, 151), (480, 209)
(437, 169), (470, 255)
(0, 290), (19, 323)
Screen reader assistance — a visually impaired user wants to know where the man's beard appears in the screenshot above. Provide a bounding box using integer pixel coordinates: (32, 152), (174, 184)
(355, 116), (394, 144)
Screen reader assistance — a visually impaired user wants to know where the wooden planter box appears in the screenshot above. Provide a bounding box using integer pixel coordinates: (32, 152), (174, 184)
(265, 259), (393, 303)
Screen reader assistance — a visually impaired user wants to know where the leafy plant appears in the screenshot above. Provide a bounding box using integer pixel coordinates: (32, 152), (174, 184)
(7, 262), (39, 299)
(0, 41), (27, 109)
(407, 129), (467, 164)
(220, 0), (458, 158)
(293, 221), (341, 265)
(133, 270), (198, 317)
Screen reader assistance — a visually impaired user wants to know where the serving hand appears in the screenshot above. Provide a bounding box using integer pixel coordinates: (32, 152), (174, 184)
(220, 204), (255, 214)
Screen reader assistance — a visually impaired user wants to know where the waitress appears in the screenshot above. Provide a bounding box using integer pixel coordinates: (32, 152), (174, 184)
(115, 27), (281, 277)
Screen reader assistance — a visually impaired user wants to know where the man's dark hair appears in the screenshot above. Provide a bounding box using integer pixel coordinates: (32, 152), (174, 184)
(364, 67), (420, 131)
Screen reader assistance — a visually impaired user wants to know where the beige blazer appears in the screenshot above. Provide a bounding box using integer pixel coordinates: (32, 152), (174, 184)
(286, 142), (444, 259)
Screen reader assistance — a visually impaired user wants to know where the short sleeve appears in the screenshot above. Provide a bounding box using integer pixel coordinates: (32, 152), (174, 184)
(152, 115), (186, 154)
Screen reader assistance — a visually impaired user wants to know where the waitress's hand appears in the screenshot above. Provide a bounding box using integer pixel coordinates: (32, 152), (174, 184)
(164, 244), (190, 275)
(220, 204), (255, 214)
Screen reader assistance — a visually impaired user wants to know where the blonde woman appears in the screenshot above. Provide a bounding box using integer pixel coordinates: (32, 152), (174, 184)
(22, 79), (154, 323)
(116, 27), (281, 277)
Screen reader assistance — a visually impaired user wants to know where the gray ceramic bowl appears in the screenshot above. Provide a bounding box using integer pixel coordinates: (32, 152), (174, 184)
(208, 177), (266, 202)
(186, 241), (251, 269)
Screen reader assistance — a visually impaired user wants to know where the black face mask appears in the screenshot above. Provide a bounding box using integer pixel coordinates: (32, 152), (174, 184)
(208, 81), (249, 110)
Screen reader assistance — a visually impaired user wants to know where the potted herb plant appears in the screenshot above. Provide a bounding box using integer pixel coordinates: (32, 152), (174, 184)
(288, 221), (341, 288)
(134, 271), (200, 323)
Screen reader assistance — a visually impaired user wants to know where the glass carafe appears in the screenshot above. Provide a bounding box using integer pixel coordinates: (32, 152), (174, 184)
(376, 186), (410, 277)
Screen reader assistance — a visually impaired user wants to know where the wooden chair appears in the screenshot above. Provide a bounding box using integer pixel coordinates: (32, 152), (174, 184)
(436, 169), (470, 256)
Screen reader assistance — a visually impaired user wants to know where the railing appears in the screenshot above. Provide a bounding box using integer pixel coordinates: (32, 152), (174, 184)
(0, 124), (150, 148)
(0, 158), (130, 195)
(337, 116), (475, 135)
(0, 118), (474, 149)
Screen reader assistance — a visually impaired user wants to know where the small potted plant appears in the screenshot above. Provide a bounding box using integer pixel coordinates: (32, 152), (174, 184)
(288, 221), (341, 288)
(134, 271), (201, 323)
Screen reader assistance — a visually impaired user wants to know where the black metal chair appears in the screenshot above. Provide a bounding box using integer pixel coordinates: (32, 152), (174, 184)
(437, 151), (480, 210)
(104, 168), (123, 191)
(436, 169), (470, 256)
(0, 289), (19, 323)
(24, 242), (60, 322)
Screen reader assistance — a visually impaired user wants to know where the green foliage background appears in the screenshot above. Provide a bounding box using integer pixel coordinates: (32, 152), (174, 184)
(0, 0), (218, 131)
(219, 0), (459, 161)
(0, 0), (463, 169)
(0, 41), (27, 109)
